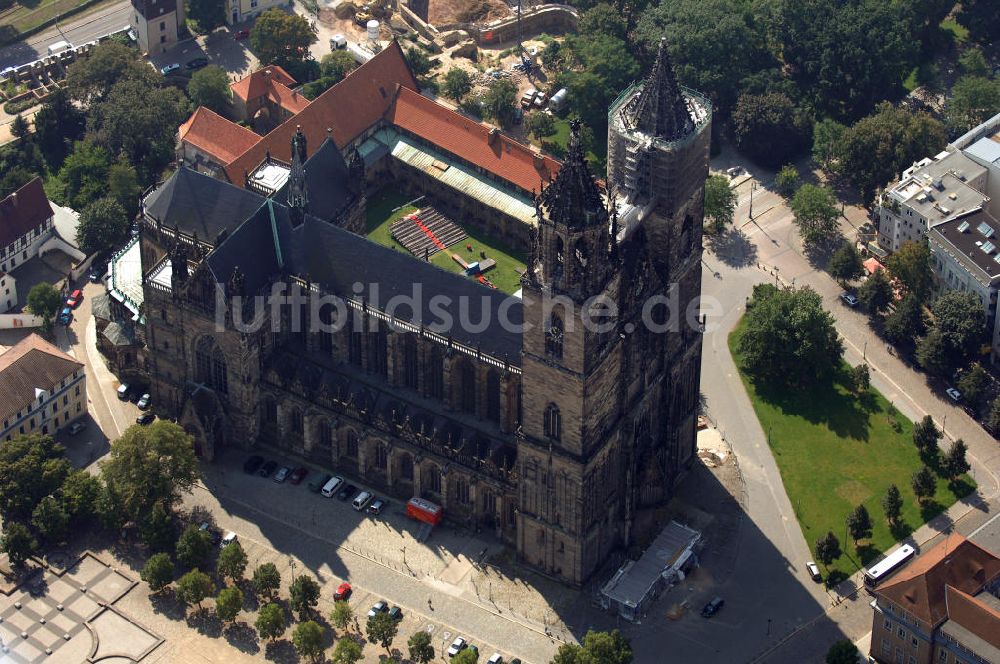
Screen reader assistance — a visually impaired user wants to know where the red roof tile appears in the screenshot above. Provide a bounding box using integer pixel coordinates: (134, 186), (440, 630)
(224, 41), (419, 184)
(0, 178), (52, 249)
(944, 586), (1000, 650)
(178, 106), (261, 165)
(387, 86), (560, 194)
(0, 333), (83, 422)
(230, 65), (297, 102)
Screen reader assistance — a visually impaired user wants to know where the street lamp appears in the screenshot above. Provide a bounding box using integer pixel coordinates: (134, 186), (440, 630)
(288, 557), (297, 584)
(749, 182), (758, 219)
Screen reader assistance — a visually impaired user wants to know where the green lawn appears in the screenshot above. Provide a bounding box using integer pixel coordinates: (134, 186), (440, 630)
(0, 0), (112, 41)
(940, 18), (969, 44)
(365, 188), (527, 294)
(729, 321), (975, 582)
(537, 118), (605, 171)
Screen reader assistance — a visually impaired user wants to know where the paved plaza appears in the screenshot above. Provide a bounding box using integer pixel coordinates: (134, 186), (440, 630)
(1, 553), (162, 664)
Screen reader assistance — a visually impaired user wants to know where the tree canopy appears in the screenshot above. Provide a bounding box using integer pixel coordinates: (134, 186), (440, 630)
(218, 539), (249, 583)
(442, 67), (472, 102)
(188, 66), (232, 116)
(292, 621), (326, 662)
(948, 76), (1000, 136)
(27, 283), (64, 330)
(367, 611), (398, 653)
(66, 41), (157, 104)
(931, 291), (987, 369)
(732, 92), (811, 167)
(250, 9), (317, 71)
(481, 77), (519, 129)
(828, 242), (863, 285)
(408, 630), (435, 664)
(175, 524), (212, 570)
(290, 574), (321, 620)
(549, 629), (633, 664)
(789, 184), (840, 244)
(58, 140), (112, 210)
(0, 434), (70, 521)
(76, 197), (130, 257)
(561, 34), (639, 131)
(141, 552), (174, 593)
(826, 639), (860, 664)
(704, 174), (737, 233)
(255, 602), (287, 641)
(215, 586), (244, 623)
(176, 569), (215, 609)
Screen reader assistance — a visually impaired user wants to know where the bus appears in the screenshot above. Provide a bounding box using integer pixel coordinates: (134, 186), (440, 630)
(406, 497), (443, 526)
(863, 544), (916, 590)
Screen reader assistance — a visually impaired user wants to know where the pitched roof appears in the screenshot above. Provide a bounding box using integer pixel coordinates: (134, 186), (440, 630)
(178, 106), (261, 165)
(877, 535), (1000, 626)
(224, 41), (419, 184)
(143, 167), (265, 246)
(0, 333), (83, 423)
(944, 585), (1000, 650)
(230, 65), (298, 102)
(537, 119), (605, 228)
(621, 36), (694, 141)
(274, 136), (354, 221)
(0, 178), (53, 249)
(387, 86), (560, 194)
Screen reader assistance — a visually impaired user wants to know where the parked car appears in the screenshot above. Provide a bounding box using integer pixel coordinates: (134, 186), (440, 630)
(839, 292), (859, 307)
(806, 561), (821, 582)
(334, 582), (352, 601)
(352, 491), (373, 511)
(701, 597), (725, 618)
(388, 605), (402, 621)
(258, 460), (278, 477)
(244, 455), (265, 474)
(160, 63), (180, 75)
(136, 412), (155, 425)
(221, 532), (237, 548)
(234, 29), (250, 39)
(946, 387), (962, 402)
(185, 57), (208, 70)
(137, 393), (151, 410)
(447, 637), (468, 657)
(117, 383), (130, 400)
(337, 483), (358, 501)
(367, 498), (386, 515)
(57, 307), (72, 325)
(487, 654), (504, 664)
(66, 289), (83, 308)
(309, 473), (333, 493)
(289, 467), (308, 485)
(89, 264), (106, 282)
(273, 466), (291, 483)
(367, 600), (388, 618)
(199, 522), (221, 544)
(66, 422), (85, 435)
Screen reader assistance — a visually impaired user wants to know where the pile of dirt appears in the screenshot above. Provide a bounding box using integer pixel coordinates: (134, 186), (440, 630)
(427, 0), (509, 26)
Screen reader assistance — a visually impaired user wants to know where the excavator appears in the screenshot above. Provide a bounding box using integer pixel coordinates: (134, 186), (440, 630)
(355, 0), (392, 26)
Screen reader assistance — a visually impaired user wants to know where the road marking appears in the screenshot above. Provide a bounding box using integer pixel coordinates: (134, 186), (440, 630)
(968, 509), (1000, 539)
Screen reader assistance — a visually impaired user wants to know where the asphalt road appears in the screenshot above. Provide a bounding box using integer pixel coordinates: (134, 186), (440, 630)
(0, 0), (130, 71)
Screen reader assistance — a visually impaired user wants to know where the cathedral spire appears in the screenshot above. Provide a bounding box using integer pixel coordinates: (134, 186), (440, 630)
(623, 37), (693, 140)
(536, 120), (607, 229)
(288, 125), (308, 225)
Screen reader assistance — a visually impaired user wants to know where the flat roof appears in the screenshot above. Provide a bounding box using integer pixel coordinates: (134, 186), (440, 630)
(967, 137), (1000, 166)
(108, 237), (144, 317)
(930, 209), (1000, 280)
(248, 161), (290, 195)
(601, 521), (700, 608)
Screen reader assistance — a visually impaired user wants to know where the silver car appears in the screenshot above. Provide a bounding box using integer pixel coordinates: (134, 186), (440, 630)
(273, 466), (291, 483)
(447, 636), (467, 657)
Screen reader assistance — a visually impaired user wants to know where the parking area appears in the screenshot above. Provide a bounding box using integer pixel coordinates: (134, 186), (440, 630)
(148, 27), (259, 81)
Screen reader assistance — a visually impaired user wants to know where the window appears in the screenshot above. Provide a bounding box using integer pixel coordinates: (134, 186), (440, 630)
(486, 370), (501, 423)
(250, 0), (257, 6)
(76, 404), (80, 412)
(898, 627), (905, 639)
(74, 386), (80, 396)
(884, 619), (892, 631)
(911, 637), (918, 648)
(345, 431), (358, 458)
(938, 650), (948, 662)
(544, 403), (561, 440)
(160, 20), (165, 30)
(427, 345), (444, 399)
(63, 395), (68, 405)
(160, 35), (166, 43)
(908, 657), (916, 664)
(161, 308), (167, 321)
(402, 335), (418, 390)
(374, 444), (387, 470)
(195, 336), (228, 395)
(545, 314), (563, 359)
(457, 359), (475, 414)
(455, 477), (470, 504)
(289, 408), (303, 434)
(264, 397), (277, 423)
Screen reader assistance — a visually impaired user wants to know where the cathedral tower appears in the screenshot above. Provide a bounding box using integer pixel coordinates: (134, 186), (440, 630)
(288, 125), (308, 226)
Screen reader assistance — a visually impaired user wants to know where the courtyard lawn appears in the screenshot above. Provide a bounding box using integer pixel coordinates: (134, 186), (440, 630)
(536, 118), (605, 170)
(365, 188), (527, 295)
(729, 321), (975, 582)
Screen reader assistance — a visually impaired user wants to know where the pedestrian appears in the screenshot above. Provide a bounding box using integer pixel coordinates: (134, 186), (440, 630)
(428, 597), (433, 611)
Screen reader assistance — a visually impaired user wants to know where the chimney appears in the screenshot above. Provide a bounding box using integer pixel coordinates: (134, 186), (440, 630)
(264, 69), (272, 78)
(532, 152), (544, 169)
(326, 127), (332, 140)
(488, 127), (499, 146)
(10, 192), (17, 206)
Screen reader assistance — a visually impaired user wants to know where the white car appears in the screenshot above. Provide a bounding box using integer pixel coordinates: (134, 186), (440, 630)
(806, 561), (821, 581)
(160, 63), (180, 75)
(447, 636), (467, 657)
(488, 653), (504, 664)
(67, 422), (85, 435)
(946, 387), (962, 402)
(220, 531), (237, 548)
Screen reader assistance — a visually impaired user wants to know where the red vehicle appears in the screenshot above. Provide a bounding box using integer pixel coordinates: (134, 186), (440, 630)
(334, 582), (352, 601)
(234, 29), (250, 39)
(66, 289), (83, 308)
(406, 497), (443, 526)
(289, 467), (308, 485)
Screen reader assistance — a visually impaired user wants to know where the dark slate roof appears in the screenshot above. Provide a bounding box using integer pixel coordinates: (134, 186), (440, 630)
(90, 292), (112, 321)
(208, 201), (523, 364)
(0, 178), (52, 249)
(144, 167), (265, 246)
(537, 120), (607, 229)
(102, 321), (136, 346)
(622, 37), (694, 141)
(275, 137), (353, 222)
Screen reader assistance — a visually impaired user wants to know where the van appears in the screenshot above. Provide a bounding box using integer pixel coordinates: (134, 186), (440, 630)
(330, 34), (347, 50)
(352, 491), (372, 511)
(321, 475), (344, 497)
(47, 40), (72, 56)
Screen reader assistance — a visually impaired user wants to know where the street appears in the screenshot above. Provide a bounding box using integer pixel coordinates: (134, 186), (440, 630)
(0, 0), (130, 70)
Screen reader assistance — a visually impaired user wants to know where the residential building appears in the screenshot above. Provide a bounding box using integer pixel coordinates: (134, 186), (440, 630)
(869, 534), (1000, 664)
(961, 118), (1000, 221)
(178, 107), (260, 176)
(229, 65), (309, 129)
(130, 0), (185, 56)
(0, 333), (87, 441)
(0, 178), (54, 280)
(226, 0), (289, 25)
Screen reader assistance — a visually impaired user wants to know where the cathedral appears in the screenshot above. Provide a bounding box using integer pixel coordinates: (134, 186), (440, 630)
(132, 38), (711, 586)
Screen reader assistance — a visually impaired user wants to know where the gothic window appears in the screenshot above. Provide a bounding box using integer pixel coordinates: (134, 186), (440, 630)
(545, 313), (563, 359)
(374, 443), (388, 470)
(349, 331), (363, 366)
(427, 345), (444, 400)
(574, 239), (588, 270)
(400, 453), (414, 480)
(544, 403), (561, 440)
(319, 306), (335, 352)
(424, 464), (441, 493)
(263, 396), (277, 424)
(369, 327), (388, 377)
(554, 236), (564, 270)
(194, 336), (228, 395)
(486, 370), (501, 423)
(289, 407), (303, 434)
(457, 359), (476, 414)
(319, 420), (333, 447)
(345, 430), (358, 458)
(403, 335), (419, 390)
(455, 477), (470, 505)
(482, 490), (496, 514)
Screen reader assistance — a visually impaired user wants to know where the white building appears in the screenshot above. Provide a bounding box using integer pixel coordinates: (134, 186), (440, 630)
(0, 333), (87, 440)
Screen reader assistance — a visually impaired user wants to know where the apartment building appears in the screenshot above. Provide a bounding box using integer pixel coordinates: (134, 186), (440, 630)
(226, 0), (290, 25)
(130, 0), (185, 56)
(0, 334), (87, 441)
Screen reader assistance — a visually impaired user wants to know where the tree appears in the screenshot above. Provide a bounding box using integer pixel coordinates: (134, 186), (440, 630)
(96, 480), (127, 532)
(912, 466), (937, 504)
(31, 495), (69, 546)
(775, 164), (800, 198)
(481, 77), (518, 129)
(66, 41), (157, 103)
(0, 434), (70, 521)
(812, 118), (846, 172)
(58, 141), (112, 210)
(175, 524), (212, 570)
(948, 76), (1000, 135)
(330, 600), (353, 633)
(10, 114), (30, 140)
(887, 241), (932, 301)
(408, 630), (435, 664)
(215, 586), (244, 623)
(858, 269), (893, 316)
(957, 0), (1000, 43)
(218, 539), (248, 584)
(815, 531), (841, 567)
(320, 51), (357, 80)
(578, 3), (627, 40)
(527, 112), (557, 141)
(0, 166), (36, 200)
(452, 650), (479, 664)
(944, 440), (970, 481)
(957, 364), (989, 407)
(789, 184), (840, 244)
(293, 620), (326, 663)
(367, 611), (398, 653)
(732, 92), (811, 168)
(836, 103), (947, 202)
(704, 174), (736, 234)
(33, 88), (85, 165)
(252, 562), (281, 600)
(828, 242), (863, 286)
(826, 639), (860, 664)
(442, 67), (472, 102)
(988, 396), (1000, 435)
(59, 469), (101, 525)
(850, 364), (870, 394)
(250, 9), (316, 70)
(187, 0), (225, 31)
(187, 66), (232, 116)
(139, 502), (176, 552)
(561, 34), (638, 130)
(100, 420), (199, 523)
(1, 522), (37, 567)
(289, 574), (321, 620)
(884, 295), (926, 350)
(175, 569), (215, 610)
(255, 602), (287, 641)
(331, 637), (362, 664)
(141, 552), (174, 593)
(404, 46), (435, 80)
(958, 48), (990, 78)
(581, 629), (633, 664)
(912, 415), (941, 454)
(108, 160), (141, 219)
(737, 284), (844, 387)
(916, 329), (952, 378)
(846, 504), (873, 545)
(26, 283), (63, 331)
(932, 291), (987, 368)
(76, 197), (130, 257)
(882, 484), (903, 527)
